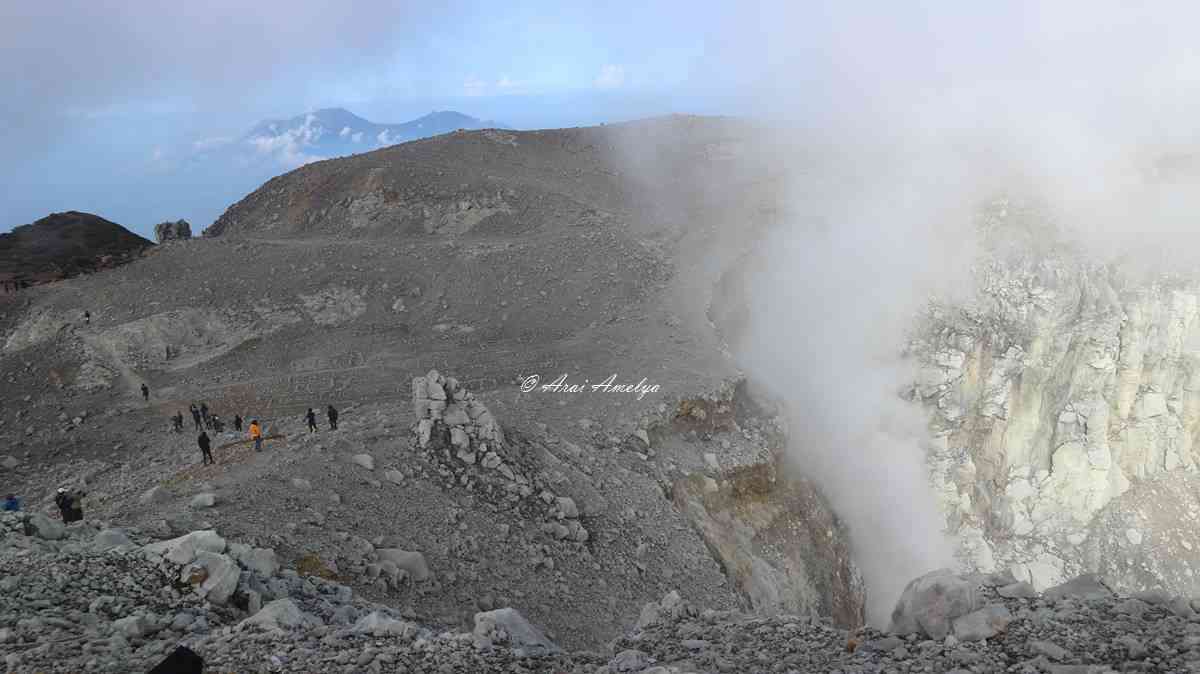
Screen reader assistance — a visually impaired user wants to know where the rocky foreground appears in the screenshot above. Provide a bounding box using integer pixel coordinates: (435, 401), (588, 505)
(4, 511), (1200, 673)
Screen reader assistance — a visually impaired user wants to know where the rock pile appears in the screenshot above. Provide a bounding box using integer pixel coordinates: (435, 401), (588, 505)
(153, 220), (192, 243)
(0, 511), (582, 673)
(410, 370), (590, 541)
(8, 511), (1200, 672)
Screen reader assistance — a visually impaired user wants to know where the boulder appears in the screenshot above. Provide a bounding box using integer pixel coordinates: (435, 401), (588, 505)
(142, 530), (227, 566)
(556, 497), (579, 519)
(184, 551), (240, 605)
(351, 611), (418, 638)
(26, 513), (65, 541)
(1043, 574), (1114, 602)
(190, 493), (217, 509)
(290, 478), (312, 491)
(376, 548), (430, 581)
(91, 528), (134, 552)
(609, 649), (651, 672)
(139, 486), (171, 504)
(153, 219), (192, 243)
(229, 542), (279, 577)
(384, 470), (404, 485)
(351, 454), (375, 471)
(239, 599), (314, 632)
(889, 568), (982, 639)
(952, 604), (1012, 642)
(112, 613), (156, 639)
(472, 607), (560, 655)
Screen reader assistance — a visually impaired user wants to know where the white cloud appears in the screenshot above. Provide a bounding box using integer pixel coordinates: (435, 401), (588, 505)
(339, 126), (352, 137)
(246, 113), (326, 168)
(351, 132), (364, 143)
(377, 129), (395, 146)
(594, 64), (625, 89)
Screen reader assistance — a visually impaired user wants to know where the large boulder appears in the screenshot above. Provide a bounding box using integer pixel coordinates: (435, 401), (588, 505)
(26, 513), (65, 541)
(889, 568), (982, 639)
(1043, 574), (1114, 602)
(153, 220), (192, 243)
(472, 607), (560, 655)
(91, 528), (134, 552)
(142, 530), (227, 566)
(182, 551), (240, 605)
(376, 548), (431, 581)
(229, 543), (279, 577)
(351, 611), (419, 638)
(238, 599), (315, 632)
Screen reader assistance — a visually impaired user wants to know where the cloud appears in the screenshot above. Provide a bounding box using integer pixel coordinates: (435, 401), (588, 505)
(351, 132), (364, 143)
(247, 112), (326, 168)
(594, 64), (625, 89)
(0, 1), (467, 163)
(339, 126), (352, 138)
(377, 129), (395, 146)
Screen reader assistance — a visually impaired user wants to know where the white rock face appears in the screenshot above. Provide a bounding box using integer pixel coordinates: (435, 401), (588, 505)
(914, 207), (1200, 595)
(142, 530), (227, 565)
(375, 548), (430, 582)
(472, 607), (559, 654)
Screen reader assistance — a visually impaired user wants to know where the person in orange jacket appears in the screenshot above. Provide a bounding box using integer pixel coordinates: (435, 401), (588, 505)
(249, 419), (263, 452)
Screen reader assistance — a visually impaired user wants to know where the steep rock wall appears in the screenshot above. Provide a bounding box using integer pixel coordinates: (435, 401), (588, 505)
(914, 203), (1200, 592)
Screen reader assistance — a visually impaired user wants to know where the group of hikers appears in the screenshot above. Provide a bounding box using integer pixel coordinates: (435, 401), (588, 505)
(191, 404), (339, 466)
(307, 405), (339, 432)
(171, 401), (236, 434)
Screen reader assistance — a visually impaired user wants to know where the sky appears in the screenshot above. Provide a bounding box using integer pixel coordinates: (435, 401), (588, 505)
(1, 1), (751, 236)
(8, 1), (1200, 237)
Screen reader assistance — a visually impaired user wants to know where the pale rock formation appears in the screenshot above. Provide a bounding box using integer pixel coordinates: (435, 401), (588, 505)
(913, 205), (1200, 593)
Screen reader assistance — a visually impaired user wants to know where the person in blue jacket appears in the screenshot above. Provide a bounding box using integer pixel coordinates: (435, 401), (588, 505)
(2, 494), (19, 511)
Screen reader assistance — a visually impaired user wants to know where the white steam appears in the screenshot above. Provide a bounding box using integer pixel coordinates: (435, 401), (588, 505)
(655, 2), (1200, 626)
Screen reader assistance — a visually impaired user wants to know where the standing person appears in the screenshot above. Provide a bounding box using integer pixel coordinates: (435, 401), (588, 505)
(327, 405), (339, 431)
(305, 408), (318, 433)
(190, 404), (202, 431)
(172, 411), (184, 433)
(249, 419), (263, 452)
(54, 487), (71, 521)
(198, 431), (214, 465)
(69, 489), (86, 522)
(233, 414), (243, 432)
(141, 383), (150, 401)
(211, 415), (224, 433)
(83, 310), (90, 325)
(200, 403), (210, 429)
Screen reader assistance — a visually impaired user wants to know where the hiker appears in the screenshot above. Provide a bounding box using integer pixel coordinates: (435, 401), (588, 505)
(2, 494), (19, 511)
(327, 405), (339, 430)
(198, 431), (214, 465)
(54, 488), (71, 521)
(249, 419), (263, 452)
(305, 408), (318, 433)
(141, 383), (149, 401)
(211, 415), (224, 433)
(233, 414), (243, 432)
(190, 404), (202, 431)
(57, 487), (84, 523)
(172, 411), (184, 433)
(83, 310), (90, 325)
(200, 403), (210, 429)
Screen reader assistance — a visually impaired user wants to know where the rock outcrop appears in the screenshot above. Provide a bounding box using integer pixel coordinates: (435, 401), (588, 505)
(153, 219), (192, 243)
(913, 200), (1200, 594)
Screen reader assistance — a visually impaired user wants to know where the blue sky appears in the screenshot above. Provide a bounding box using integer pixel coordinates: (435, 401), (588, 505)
(4, 1), (1199, 237)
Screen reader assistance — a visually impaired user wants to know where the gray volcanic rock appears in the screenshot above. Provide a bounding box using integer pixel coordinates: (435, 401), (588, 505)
(153, 219), (192, 243)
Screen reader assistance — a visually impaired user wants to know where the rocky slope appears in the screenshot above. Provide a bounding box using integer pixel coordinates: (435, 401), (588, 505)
(6, 511), (1200, 673)
(0, 211), (152, 293)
